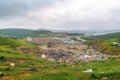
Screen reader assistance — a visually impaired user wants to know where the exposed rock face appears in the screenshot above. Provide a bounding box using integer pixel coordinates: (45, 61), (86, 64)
(27, 68), (38, 72)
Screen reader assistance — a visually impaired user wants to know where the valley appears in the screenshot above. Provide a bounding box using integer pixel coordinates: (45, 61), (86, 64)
(27, 37), (109, 63)
(0, 29), (119, 80)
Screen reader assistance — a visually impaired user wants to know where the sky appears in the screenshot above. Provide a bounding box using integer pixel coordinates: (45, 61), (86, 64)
(0, 0), (120, 31)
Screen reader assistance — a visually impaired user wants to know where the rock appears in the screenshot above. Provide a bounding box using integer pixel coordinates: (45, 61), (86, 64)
(82, 69), (93, 73)
(47, 43), (56, 48)
(27, 68), (37, 72)
(10, 63), (15, 67)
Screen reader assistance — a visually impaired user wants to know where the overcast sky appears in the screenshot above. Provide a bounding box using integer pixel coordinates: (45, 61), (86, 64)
(0, 0), (120, 31)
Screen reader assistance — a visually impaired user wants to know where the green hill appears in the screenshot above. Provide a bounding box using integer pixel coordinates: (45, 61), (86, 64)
(82, 32), (120, 40)
(0, 28), (33, 36)
(0, 28), (52, 37)
(85, 32), (120, 55)
(89, 38), (120, 55)
(0, 37), (38, 49)
(94, 32), (120, 39)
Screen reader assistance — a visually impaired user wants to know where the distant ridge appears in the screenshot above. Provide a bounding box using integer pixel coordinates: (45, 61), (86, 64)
(94, 32), (120, 39)
(0, 28), (119, 37)
(0, 28), (52, 36)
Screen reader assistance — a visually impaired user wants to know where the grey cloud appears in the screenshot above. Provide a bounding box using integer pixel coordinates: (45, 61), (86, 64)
(0, 0), (120, 31)
(0, 0), (62, 18)
(0, 0), (28, 18)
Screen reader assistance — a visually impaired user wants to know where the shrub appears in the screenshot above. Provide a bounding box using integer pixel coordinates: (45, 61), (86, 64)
(0, 56), (5, 60)
(91, 72), (120, 80)
(0, 67), (13, 71)
(0, 72), (4, 77)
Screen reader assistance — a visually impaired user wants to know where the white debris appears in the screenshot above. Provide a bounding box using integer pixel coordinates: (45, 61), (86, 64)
(82, 69), (93, 73)
(27, 37), (33, 42)
(84, 55), (91, 59)
(41, 54), (46, 59)
(48, 58), (54, 61)
(10, 63), (15, 67)
(102, 77), (108, 80)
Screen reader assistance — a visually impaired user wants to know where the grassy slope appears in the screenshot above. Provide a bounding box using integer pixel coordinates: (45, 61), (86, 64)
(94, 32), (120, 39)
(0, 37), (39, 59)
(0, 37), (41, 79)
(85, 32), (120, 55)
(90, 38), (120, 55)
(17, 57), (120, 80)
(0, 37), (120, 80)
(0, 37), (38, 49)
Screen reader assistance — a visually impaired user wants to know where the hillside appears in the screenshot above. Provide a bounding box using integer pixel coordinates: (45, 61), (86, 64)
(0, 28), (52, 37)
(89, 38), (120, 55)
(82, 32), (120, 40)
(86, 32), (120, 55)
(0, 37), (120, 80)
(94, 32), (120, 39)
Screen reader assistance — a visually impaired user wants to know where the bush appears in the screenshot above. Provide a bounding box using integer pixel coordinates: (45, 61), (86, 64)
(0, 56), (5, 60)
(91, 73), (103, 79)
(0, 67), (13, 71)
(91, 72), (120, 80)
(0, 72), (4, 77)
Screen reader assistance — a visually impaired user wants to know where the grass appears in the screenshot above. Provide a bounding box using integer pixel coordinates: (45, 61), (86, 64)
(0, 37), (120, 80)
(90, 38), (120, 55)
(13, 57), (120, 80)
(0, 37), (39, 50)
(0, 55), (120, 80)
(18, 39), (39, 50)
(0, 46), (37, 60)
(0, 37), (40, 60)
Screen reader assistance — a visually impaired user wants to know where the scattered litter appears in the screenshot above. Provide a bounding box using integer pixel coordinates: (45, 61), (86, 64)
(102, 77), (108, 80)
(82, 69), (93, 73)
(10, 63), (15, 67)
